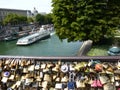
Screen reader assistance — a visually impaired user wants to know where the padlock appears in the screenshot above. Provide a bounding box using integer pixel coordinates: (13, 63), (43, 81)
(35, 64), (40, 70)
(23, 67), (28, 73)
(40, 71), (44, 78)
(74, 62), (87, 71)
(117, 60), (120, 69)
(55, 77), (61, 82)
(42, 81), (48, 88)
(3, 71), (10, 77)
(52, 64), (60, 72)
(95, 63), (103, 72)
(16, 81), (21, 88)
(7, 88), (12, 90)
(25, 78), (34, 85)
(9, 75), (15, 80)
(1, 77), (8, 83)
(25, 73), (34, 78)
(11, 84), (17, 89)
(10, 60), (17, 69)
(67, 72), (76, 89)
(76, 75), (86, 88)
(103, 83), (115, 90)
(110, 74), (115, 83)
(96, 79), (103, 87)
(26, 60), (31, 66)
(76, 80), (86, 88)
(49, 87), (55, 90)
(57, 60), (62, 66)
(28, 65), (35, 71)
(41, 63), (46, 69)
(61, 75), (69, 83)
(61, 64), (69, 73)
(36, 76), (42, 81)
(5, 60), (11, 65)
(52, 75), (57, 80)
(55, 83), (64, 89)
(47, 63), (54, 68)
(115, 81), (120, 87)
(43, 74), (51, 82)
(69, 64), (75, 71)
(20, 60), (26, 67)
(43, 67), (49, 73)
(99, 74), (110, 84)
(115, 75), (120, 80)
(91, 79), (97, 87)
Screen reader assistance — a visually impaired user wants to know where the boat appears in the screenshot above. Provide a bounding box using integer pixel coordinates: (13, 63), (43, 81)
(16, 27), (50, 45)
(4, 32), (29, 41)
(108, 46), (120, 56)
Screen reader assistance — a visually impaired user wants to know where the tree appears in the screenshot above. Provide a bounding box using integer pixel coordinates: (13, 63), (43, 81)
(3, 13), (27, 25)
(35, 14), (45, 25)
(27, 17), (34, 23)
(45, 13), (53, 24)
(35, 13), (53, 25)
(52, 0), (120, 43)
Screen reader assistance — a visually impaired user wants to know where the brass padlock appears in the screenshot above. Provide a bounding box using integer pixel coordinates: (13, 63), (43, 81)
(28, 65), (35, 71)
(43, 74), (52, 82)
(23, 67), (28, 73)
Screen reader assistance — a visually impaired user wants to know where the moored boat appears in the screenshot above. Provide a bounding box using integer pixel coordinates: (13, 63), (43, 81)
(16, 27), (50, 45)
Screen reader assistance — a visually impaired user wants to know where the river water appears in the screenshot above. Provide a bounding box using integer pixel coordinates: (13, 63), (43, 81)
(0, 34), (82, 56)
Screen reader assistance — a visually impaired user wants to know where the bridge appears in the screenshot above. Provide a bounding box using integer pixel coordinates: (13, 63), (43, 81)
(0, 55), (120, 90)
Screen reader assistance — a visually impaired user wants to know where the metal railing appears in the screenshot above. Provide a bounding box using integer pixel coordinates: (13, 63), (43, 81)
(0, 55), (120, 90)
(0, 55), (119, 62)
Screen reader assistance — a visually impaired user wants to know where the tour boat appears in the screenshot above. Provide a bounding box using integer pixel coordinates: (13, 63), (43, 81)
(16, 27), (50, 45)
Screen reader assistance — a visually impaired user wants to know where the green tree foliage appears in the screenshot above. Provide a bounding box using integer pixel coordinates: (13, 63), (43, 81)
(52, 0), (120, 43)
(3, 13), (27, 25)
(35, 13), (52, 25)
(35, 14), (45, 25)
(45, 13), (53, 24)
(27, 17), (34, 23)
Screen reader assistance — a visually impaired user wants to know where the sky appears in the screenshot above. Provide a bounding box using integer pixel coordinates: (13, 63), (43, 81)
(0, 0), (52, 13)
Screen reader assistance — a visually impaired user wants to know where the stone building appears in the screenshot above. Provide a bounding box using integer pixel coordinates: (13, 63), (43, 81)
(0, 8), (32, 22)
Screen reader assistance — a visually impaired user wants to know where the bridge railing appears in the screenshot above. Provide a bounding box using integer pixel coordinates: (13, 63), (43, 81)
(0, 55), (119, 61)
(0, 55), (120, 90)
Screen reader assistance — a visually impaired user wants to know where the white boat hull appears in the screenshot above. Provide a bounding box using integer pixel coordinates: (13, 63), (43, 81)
(16, 30), (50, 45)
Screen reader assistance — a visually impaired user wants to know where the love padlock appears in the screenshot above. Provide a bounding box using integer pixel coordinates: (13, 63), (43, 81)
(67, 72), (76, 89)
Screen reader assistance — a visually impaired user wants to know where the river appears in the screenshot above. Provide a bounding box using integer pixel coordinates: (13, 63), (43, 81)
(0, 34), (83, 56)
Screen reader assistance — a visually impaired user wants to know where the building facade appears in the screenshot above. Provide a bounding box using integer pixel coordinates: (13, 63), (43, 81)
(0, 8), (32, 22)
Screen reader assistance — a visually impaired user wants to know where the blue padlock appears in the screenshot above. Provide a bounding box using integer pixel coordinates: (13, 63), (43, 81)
(67, 72), (76, 90)
(68, 81), (76, 89)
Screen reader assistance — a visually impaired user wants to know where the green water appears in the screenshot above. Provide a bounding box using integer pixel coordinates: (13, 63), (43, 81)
(0, 34), (82, 56)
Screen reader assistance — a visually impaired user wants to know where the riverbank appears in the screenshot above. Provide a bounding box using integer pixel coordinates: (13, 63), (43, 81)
(87, 45), (111, 56)
(77, 40), (112, 56)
